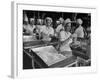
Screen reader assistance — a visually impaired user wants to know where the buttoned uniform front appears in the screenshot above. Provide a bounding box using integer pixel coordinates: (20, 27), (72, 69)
(23, 17), (36, 35)
(40, 25), (54, 41)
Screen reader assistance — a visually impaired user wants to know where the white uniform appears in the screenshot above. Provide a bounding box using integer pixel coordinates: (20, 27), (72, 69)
(75, 25), (84, 38)
(41, 26), (54, 41)
(60, 30), (72, 52)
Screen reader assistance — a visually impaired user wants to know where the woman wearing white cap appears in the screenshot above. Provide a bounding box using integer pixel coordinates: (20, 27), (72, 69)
(59, 18), (73, 57)
(29, 18), (36, 32)
(35, 18), (45, 39)
(74, 18), (84, 38)
(23, 17), (36, 35)
(40, 17), (54, 41)
(56, 17), (64, 33)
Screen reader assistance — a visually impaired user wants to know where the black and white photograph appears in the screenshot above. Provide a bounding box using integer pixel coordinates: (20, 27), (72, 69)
(10, 2), (97, 78)
(23, 10), (91, 69)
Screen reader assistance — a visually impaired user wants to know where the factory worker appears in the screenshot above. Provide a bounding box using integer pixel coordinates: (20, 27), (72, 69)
(64, 18), (71, 28)
(26, 18), (36, 35)
(59, 17), (64, 24)
(23, 15), (30, 34)
(30, 18), (36, 30)
(35, 19), (45, 39)
(23, 17), (36, 35)
(59, 19), (73, 57)
(41, 17), (54, 41)
(74, 18), (84, 38)
(56, 17), (64, 33)
(36, 19), (44, 32)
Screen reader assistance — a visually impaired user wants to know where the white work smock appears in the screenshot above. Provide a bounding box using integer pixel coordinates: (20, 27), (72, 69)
(75, 25), (84, 38)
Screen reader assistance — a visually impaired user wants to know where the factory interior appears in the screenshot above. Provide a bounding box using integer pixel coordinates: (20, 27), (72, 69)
(23, 10), (91, 69)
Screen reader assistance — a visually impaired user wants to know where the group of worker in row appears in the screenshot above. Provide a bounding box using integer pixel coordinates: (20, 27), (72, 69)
(23, 16), (90, 57)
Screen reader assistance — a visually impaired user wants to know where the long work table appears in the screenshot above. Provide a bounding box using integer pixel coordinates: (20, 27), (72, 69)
(23, 40), (78, 69)
(23, 38), (90, 69)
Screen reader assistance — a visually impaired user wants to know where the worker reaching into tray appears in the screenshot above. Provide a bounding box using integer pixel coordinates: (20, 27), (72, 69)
(59, 18), (73, 57)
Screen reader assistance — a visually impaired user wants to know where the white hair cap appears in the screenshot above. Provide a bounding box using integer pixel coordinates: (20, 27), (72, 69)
(77, 18), (83, 25)
(64, 18), (71, 24)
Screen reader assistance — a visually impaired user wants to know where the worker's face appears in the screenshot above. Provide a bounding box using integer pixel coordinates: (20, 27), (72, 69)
(46, 20), (51, 26)
(30, 20), (35, 25)
(65, 25), (71, 32)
